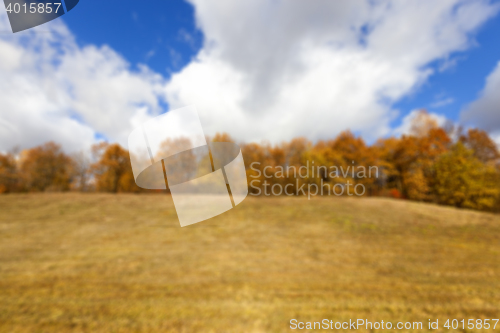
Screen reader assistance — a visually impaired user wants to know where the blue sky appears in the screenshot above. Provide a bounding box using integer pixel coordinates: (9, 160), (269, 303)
(1, 0), (500, 151)
(64, 0), (500, 123)
(63, 0), (203, 76)
(63, 0), (500, 124)
(63, 0), (500, 125)
(394, 14), (500, 124)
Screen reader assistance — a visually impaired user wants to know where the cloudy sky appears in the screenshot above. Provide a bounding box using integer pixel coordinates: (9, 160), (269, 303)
(1, 0), (500, 152)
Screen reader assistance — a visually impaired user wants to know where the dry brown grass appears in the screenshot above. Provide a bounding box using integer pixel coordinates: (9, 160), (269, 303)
(0, 194), (499, 332)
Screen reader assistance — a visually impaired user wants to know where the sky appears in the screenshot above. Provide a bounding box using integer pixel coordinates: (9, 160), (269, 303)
(1, 0), (500, 153)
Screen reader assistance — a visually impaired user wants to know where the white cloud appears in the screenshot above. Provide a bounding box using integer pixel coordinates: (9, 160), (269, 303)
(0, 0), (499, 154)
(491, 133), (500, 146)
(166, 0), (499, 143)
(0, 13), (165, 153)
(461, 61), (500, 136)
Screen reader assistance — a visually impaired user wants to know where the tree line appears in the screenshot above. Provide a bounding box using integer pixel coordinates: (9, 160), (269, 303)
(1, 110), (499, 212)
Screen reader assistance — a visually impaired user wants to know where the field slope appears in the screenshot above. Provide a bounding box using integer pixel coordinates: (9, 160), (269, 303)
(0, 194), (499, 332)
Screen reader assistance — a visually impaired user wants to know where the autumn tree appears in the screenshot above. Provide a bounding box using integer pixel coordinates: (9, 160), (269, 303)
(0, 152), (19, 193)
(373, 137), (402, 197)
(434, 142), (500, 210)
(304, 141), (345, 194)
(91, 143), (139, 193)
(71, 151), (92, 191)
(388, 110), (451, 201)
(283, 137), (310, 167)
(460, 128), (499, 164)
(241, 142), (270, 194)
(19, 142), (74, 192)
(211, 133), (235, 143)
(409, 109), (440, 137)
(322, 131), (382, 196)
(2, 123), (499, 213)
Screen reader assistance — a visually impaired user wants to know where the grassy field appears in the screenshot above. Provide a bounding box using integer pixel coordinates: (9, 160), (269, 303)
(0, 194), (499, 332)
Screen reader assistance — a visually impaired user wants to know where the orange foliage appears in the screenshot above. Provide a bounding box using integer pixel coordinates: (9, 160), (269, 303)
(91, 143), (139, 193)
(0, 152), (19, 193)
(460, 128), (500, 163)
(2, 121), (500, 212)
(19, 142), (74, 192)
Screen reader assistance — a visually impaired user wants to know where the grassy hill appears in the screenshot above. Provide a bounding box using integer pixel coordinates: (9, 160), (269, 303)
(0, 194), (499, 332)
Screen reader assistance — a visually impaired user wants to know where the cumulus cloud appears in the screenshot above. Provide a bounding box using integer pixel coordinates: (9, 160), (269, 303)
(0, 13), (165, 153)
(461, 61), (500, 139)
(0, 0), (499, 153)
(166, 0), (499, 142)
(491, 133), (500, 146)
